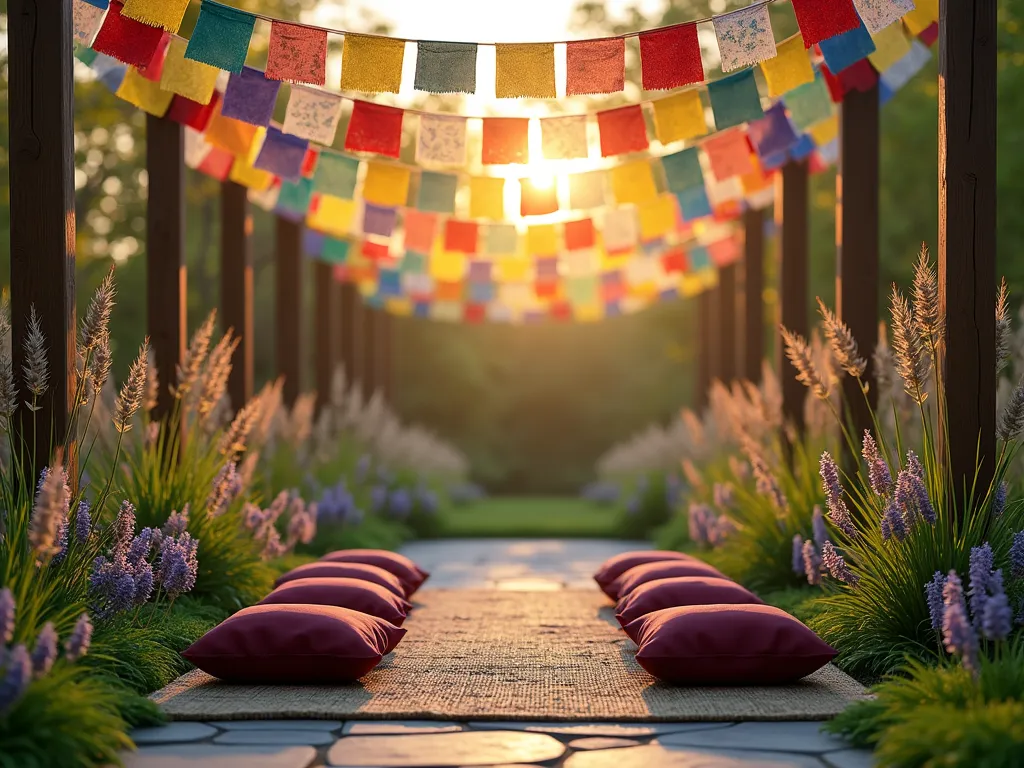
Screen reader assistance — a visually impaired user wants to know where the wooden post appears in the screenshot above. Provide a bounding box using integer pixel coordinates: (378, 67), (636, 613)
(146, 115), (187, 427)
(220, 181), (253, 410)
(314, 261), (336, 414)
(375, 311), (392, 404)
(275, 217), (303, 406)
(837, 84), (880, 454)
(776, 159), (810, 436)
(361, 304), (378, 401)
(338, 281), (361, 390)
(717, 263), (738, 385)
(938, 1), (997, 505)
(696, 289), (718, 409)
(742, 208), (765, 383)
(8, 0), (77, 473)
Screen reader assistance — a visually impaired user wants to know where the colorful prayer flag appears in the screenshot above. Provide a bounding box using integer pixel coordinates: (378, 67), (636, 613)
(221, 67), (280, 126)
(568, 171), (607, 210)
(902, 0), (938, 36)
(638, 196), (677, 241)
(661, 147), (704, 193)
(604, 208), (639, 252)
(790, 0), (861, 47)
(675, 186), (712, 222)
(185, 0), (256, 73)
(116, 65), (174, 116)
(160, 35), (219, 105)
(277, 178), (314, 216)
(783, 72), (834, 130)
(837, 59), (878, 92)
(469, 177), (506, 220)
(254, 126), (309, 181)
(540, 116), (589, 160)
(282, 85), (344, 145)
(196, 146), (235, 181)
(596, 105), (649, 157)
(520, 178), (559, 217)
(610, 160), (657, 205)
(228, 156), (273, 191)
(166, 91), (220, 131)
(527, 224), (558, 256)
(74, 0), (108, 47)
(403, 210), (438, 254)
(639, 25), (704, 90)
(417, 114), (468, 166)
(760, 35), (814, 97)
(808, 116), (839, 146)
(362, 162), (411, 208)
(362, 204), (398, 238)
(747, 103), (799, 159)
(92, 1), (165, 68)
(853, 0), (916, 34)
(205, 107), (259, 157)
(868, 23), (912, 72)
(818, 21), (876, 74)
(136, 32), (170, 81)
(880, 39), (931, 92)
(702, 129), (754, 180)
(494, 44), (556, 98)
(417, 172), (459, 214)
(344, 101), (405, 158)
(121, 0), (189, 33)
(566, 38), (625, 95)
(564, 219), (596, 251)
(322, 237), (350, 264)
(481, 118), (529, 164)
(485, 225), (519, 255)
(266, 21), (327, 86)
(707, 69), (763, 130)
(713, 5), (777, 72)
(414, 42), (478, 94)
(444, 221), (479, 253)
(341, 34), (405, 94)
(651, 90), (707, 145)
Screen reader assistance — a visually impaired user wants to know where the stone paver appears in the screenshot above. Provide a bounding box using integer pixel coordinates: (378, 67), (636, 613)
(822, 750), (876, 768)
(130, 722), (218, 744)
(657, 722), (848, 753)
(342, 720), (465, 734)
(213, 729), (336, 746)
(325, 730), (566, 766)
(121, 744), (316, 768)
(466, 721), (732, 736)
(568, 737), (644, 750)
(563, 744), (825, 767)
(208, 719), (342, 731)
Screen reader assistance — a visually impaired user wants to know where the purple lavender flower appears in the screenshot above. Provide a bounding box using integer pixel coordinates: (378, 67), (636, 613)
(688, 504), (713, 547)
(925, 571), (947, 631)
(753, 454), (788, 512)
(802, 539), (822, 586)
(881, 499), (907, 542)
(791, 534), (804, 575)
(287, 504), (317, 546)
(126, 528), (155, 567)
(64, 614), (92, 662)
(713, 483), (735, 511)
(205, 462), (240, 518)
(819, 452), (844, 508)
(812, 506), (829, 548)
(89, 555), (139, 617)
(0, 588), (14, 644)
(355, 454), (372, 483)
(112, 500), (137, 558)
(416, 484), (439, 515)
(709, 516), (736, 546)
(261, 527), (287, 559)
(133, 563), (154, 605)
(994, 481), (1009, 517)
(30, 622), (58, 677)
(163, 504), (190, 538)
(388, 488), (413, 519)
(74, 500), (92, 543)
(52, 518), (70, 566)
(942, 571), (980, 675)
(861, 431), (892, 495)
(370, 485), (389, 514)
(266, 491), (289, 520)
(821, 540), (858, 586)
(906, 450), (925, 478)
(980, 570), (1013, 641)
(156, 532), (199, 599)
(1010, 530), (1024, 581)
(968, 543), (994, 628)
(0, 645), (31, 713)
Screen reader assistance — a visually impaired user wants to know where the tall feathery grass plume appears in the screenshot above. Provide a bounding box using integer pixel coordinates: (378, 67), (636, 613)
(79, 267), (116, 353)
(816, 298), (867, 378)
(29, 461), (69, 559)
(218, 393), (263, 458)
(911, 244), (942, 351)
(197, 331), (238, 424)
(873, 321), (896, 396)
(889, 285), (931, 404)
(780, 326), (830, 400)
(113, 340), (150, 434)
(22, 305), (49, 404)
(998, 375), (1024, 442)
(174, 310), (216, 402)
(995, 277), (1011, 375)
(0, 290), (17, 423)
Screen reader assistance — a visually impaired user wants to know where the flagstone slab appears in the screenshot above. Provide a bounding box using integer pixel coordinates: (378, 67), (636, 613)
(657, 721), (847, 753)
(130, 723), (219, 744)
(563, 744), (825, 767)
(208, 720), (343, 731)
(121, 744), (317, 768)
(325, 731), (566, 766)
(568, 737), (644, 750)
(213, 729), (336, 746)
(822, 750), (875, 768)
(467, 722), (734, 736)
(342, 720), (465, 734)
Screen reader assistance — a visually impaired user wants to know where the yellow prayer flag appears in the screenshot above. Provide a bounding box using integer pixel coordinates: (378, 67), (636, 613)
(206, 109), (259, 158)
(122, 0), (190, 33)
(431, 250), (468, 282)
(808, 115), (839, 147)
(610, 160), (658, 205)
(469, 177), (506, 220)
(495, 44), (556, 98)
(495, 255), (531, 282)
(680, 274), (704, 298)
(638, 195), (677, 241)
(760, 36), (814, 98)
(868, 24), (912, 73)
(903, 0), (938, 35)
(308, 196), (357, 237)
(574, 303), (603, 322)
(386, 297), (414, 316)
(651, 91), (707, 145)
(228, 157), (273, 191)
(363, 162), (411, 207)
(160, 36), (219, 105)
(527, 224), (558, 256)
(117, 67), (174, 116)
(340, 34), (405, 94)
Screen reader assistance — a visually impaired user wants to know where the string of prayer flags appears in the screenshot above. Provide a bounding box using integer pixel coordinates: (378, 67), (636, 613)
(417, 115), (468, 166)
(597, 105), (649, 157)
(747, 103), (799, 159)
(254, 126), (309, 181)
(417, 172), (458, 214)
(520, 178), (559, 217)
(92, 1), (165, 67)
(566, 38), (625, 96)
(702, 128), (754, 179)
(760, 36), (814, 97)
(540, 116), (589, 160)
(121, 0), (188, 33)
(485, 225), (519, 255)
(159, 35), (219, 104)
(495, 44), (557, 99)
(790, 0), (861, 47)
(708, 69), (764, 130)
(651, 90), (707, 145)
(469, 177), (507, 220)
(282, 86), (343, 145)
(363, 163), (411, 207)
(661, 147), (704, 193)
(713, 5), (777, 73)
(610, 160), (657, 205)
(116, 66), (174, 116)
(639, 25), (703, 90)
(867, 24), (912, 73)
(222, 67), (280, 127)
(481, 118), (529, 164)
(266, 21), (327, 86)
(74, 0), (109, 47)
(853, 0), (916, 34)
(341, 34), (405, 94)
(345, 101), (404, 158)
(569, 172), (607, 210)
(414, 42), (478, 94)
(185, 0), (256, 73)
(818, 21), (876, 74)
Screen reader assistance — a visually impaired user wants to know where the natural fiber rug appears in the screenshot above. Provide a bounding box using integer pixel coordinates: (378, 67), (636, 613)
(152, 589), (867, 722)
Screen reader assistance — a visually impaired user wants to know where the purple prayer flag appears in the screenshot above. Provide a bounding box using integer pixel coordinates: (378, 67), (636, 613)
(747, 103), (799, 160)
(363, 204), (398, 238)
(535, 256), (559, 279)
(303, 229), (325, 256)
(468, 260), (493, 282)
(222, 67), (281, 127)
(253, 126), (308, 181)
(789, 134), (817, 161)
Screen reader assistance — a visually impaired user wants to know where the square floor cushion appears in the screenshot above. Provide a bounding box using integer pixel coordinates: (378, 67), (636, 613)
(616, 576), (764, 629)
(609, 560), (726, 601)
(319, 549), (429, 597)
(626, 604), (837, 685)
(594, 550), (698, 598)
(274, 561), (406, 599)
(259, 577), (412, 626)
(183, 604), (407, 683)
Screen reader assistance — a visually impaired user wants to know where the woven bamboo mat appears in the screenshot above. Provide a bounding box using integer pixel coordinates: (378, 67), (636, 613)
(152, 589), (867, 722)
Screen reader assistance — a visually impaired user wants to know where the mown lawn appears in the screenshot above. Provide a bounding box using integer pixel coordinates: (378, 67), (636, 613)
(437, 496), (622, 538)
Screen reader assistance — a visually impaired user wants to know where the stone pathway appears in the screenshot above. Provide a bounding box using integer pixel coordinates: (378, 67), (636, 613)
(122, 540), (874, 767)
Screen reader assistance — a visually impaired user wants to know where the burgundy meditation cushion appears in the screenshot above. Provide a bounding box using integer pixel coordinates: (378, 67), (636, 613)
(319, 549), (429, 597)
(594, 551), (698, 598)
(259, 577), (412, 626)
(616, 576), (764, 630)
(609, 560), (726, 600)
(274, 561), (406, 599)
(626, 604), (837, 685)
(183, 604), (406, 683)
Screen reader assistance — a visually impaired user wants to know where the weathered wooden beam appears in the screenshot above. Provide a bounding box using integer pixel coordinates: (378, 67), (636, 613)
(742, 207), (765, 383)
(360, 304), (378, 401)
(776, 159), (810, 437)
(275, 217), (303, 406)
(8, 0), (77, 473)
(220, 181), (253, 410)
(938, 0), (997, 506)
(314, 261), (336, 414)
(696, 289), (718, 410)
(717, 263), (738, 385)
(146, 115), (187, 428)
(338, 281), (361, 391)
(837, 84), (880, 454)
(375, 310), (393, 404)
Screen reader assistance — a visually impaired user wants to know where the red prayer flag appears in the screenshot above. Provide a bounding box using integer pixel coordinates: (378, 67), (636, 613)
(566, 38), (625, 95)
(820, 65), (846, 103)
(809, 152), (829, 175)
(481, 118), (530, 164)
(266, 21), (328, 85)
(92, 2), (165, 68)
(790, 0), (860, 47)
(638, 25), (703, 90)
(596, 105), (649, 157)
(137, 32), (171, 82)
(520, 178), (559, 217)
(702, 129), (754, 180)
(919, 22), (939, 48)
(404, 210), (438, 253)
(463, 304), (486, 324)
(197, 146), (235, 181)
(344, 101), (405, 158)
(550, 301), (572, 321)
(662, 247), (689, 273)
(301, 146), (320, 178)
(564, 219), (596, 251)
(166, 92), (220, 132)
(838, 59), (878, 92)
(361, 241), (390, 261)
(708, 237), (741, 267)
(535, 279), (558, 299)
(444, 220), (479, 253)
